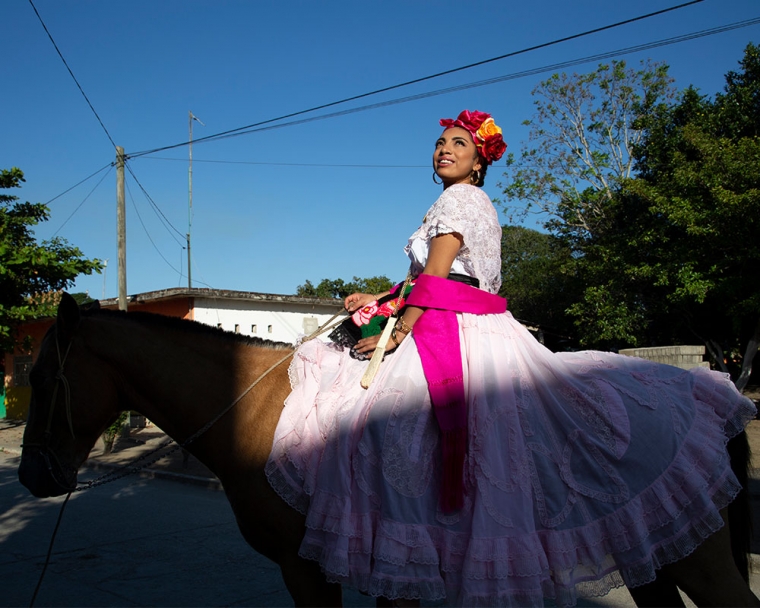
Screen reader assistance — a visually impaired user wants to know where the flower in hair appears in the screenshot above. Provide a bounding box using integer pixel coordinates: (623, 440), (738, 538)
(439, 110), (507, 164)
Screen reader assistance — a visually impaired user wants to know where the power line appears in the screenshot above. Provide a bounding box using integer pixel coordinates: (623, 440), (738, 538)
(124, 163), (186, 245)
(126, 178), (215, 288)
(128, 0), (706, 158)
(125, 179), (184, 278)
(52, 166), (113, 236)
(135, 17), (760, 152)
(140, 157), (430, 168)
(28, 0), (117, 150)
(43, 163), (113, 206)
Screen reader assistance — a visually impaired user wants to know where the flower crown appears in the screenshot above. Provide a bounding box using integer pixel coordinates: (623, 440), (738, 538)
(439, 110), (507, 165)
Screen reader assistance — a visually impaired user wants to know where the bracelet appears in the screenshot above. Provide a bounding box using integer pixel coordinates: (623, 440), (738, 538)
(391, 327), (401, 347)
(395, 317), (413, 334)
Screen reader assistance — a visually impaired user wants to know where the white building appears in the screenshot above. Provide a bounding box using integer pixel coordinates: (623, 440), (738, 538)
(100, 287), (345, 344)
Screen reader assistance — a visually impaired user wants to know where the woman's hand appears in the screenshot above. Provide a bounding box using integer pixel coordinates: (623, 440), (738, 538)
(354, 328), (408, 355)
(344, 292), (376, 313)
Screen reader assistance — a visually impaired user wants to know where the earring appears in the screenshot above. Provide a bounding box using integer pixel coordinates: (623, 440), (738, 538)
(432, 172), (442, 185)
(471, 170), (481, 184)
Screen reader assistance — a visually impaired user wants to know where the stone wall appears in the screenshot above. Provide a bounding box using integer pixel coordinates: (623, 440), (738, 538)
(618, 345), (710, 370)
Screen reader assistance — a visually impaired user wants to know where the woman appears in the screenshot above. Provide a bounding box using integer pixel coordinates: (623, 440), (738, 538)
(266, 110), (758, 606)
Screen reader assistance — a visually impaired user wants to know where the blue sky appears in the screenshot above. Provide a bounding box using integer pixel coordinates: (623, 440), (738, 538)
(4, 0), (759, 299)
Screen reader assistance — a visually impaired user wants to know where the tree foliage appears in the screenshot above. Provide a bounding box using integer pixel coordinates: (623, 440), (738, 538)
(499, 225), (579, 346)
(296, 275), (394, 300)
(0, 168), (102, 352)
(498, 45), (760, 386)
(500, 60), (675, 242)
(610, 43), (760, 386)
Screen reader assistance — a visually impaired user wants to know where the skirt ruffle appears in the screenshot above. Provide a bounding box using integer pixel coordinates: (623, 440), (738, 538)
(265, 312), (756, 606)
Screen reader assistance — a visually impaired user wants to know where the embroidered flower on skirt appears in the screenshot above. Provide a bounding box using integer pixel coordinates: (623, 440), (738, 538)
(328, 282), (415, 359)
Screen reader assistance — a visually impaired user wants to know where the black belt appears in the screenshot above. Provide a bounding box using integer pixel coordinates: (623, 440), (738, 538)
(447, 272), (480, 289)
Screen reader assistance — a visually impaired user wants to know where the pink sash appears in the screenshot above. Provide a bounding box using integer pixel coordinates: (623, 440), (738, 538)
(406, 274), (506, 511)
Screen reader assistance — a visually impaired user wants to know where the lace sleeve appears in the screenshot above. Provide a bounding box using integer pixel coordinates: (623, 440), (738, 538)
(421, 185), (477, 241)
(406, 184), (503, 294)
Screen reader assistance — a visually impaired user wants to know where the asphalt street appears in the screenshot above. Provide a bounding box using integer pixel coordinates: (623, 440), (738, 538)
(1, 451), (379, 608)
(1, 448), (753, 608)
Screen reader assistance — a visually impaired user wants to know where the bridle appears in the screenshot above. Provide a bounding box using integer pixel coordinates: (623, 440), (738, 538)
(21, 330), (78, 493)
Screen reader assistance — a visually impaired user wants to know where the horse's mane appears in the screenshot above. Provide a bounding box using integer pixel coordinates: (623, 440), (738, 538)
(82, 307), (293, 351)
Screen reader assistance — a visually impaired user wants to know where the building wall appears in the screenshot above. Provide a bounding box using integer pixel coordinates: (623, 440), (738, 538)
(193, 297), (342, 344)
(4, 318), (54, 420)
(124, 297), (193, 320)
(618, 345), (710, 370)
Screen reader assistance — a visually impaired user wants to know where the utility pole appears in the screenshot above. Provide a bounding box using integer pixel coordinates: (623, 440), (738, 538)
(102, 259), (108, 300)
(188, 111), (204, 289)
(116, 146), (127, 311)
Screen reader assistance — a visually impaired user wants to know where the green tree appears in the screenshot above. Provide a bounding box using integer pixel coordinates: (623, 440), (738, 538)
(500, 59), (675, 242)
(296, 275), (394, 300)
(500, 225), (579, 347)
(0, 168), (103, 352)
(564, 44), (760, 387)
(498, 60), (676, 351)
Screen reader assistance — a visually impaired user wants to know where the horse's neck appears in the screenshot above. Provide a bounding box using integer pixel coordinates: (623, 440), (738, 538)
(87, 315), (292, 453)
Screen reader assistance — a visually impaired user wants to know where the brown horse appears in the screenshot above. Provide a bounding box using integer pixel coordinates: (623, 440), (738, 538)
(17, 293), (759, 607)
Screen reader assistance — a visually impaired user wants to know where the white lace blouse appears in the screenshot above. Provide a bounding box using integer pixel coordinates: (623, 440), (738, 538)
(404, 184), (502, 294)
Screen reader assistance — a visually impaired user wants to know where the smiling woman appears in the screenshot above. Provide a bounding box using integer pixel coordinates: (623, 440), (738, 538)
(264, 109), (759, 607)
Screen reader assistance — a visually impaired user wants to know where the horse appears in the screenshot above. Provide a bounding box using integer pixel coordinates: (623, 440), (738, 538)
(17, 293), (759, 607)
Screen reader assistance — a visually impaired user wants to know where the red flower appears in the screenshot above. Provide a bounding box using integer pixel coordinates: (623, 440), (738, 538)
(482, 133), (507, 163)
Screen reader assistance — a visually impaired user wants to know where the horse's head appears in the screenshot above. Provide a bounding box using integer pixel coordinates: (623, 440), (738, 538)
(18, 293), (121, 497)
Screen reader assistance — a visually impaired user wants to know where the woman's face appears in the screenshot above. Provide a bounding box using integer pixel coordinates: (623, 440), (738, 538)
(433, 126), (483, 188)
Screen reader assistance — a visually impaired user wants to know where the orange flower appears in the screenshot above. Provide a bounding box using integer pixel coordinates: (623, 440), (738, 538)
(476, 118), (501, 142)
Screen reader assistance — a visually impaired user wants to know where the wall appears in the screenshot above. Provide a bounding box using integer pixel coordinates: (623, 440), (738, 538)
(2, 294), (341, 420)
(193, 297), (343, 344)
(4, 318), (54, 420)
(618, 345), (710, 370)
(125, 297), (193, 320)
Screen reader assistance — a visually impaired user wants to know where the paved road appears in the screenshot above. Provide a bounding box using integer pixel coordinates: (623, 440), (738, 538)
(2, 451), (377, 607)
(1, 450), (747, 608)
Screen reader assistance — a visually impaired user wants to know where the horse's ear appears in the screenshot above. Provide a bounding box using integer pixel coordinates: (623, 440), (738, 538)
(57, 292), (81, 343)
(82, 299), (101, 312)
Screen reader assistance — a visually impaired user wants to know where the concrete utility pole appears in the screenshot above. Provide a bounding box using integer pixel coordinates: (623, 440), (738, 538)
(188, 111), (205, 288)
(116, 146), (127, 311)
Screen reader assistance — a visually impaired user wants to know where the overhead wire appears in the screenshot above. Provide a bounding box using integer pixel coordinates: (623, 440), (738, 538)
(125, 178), (184, 278)
(124, 163), (186, 246)
(128, 0), (706, 158)
(121, 15), (760, 287)
(140, 157), (430, 168)
(122, 15), (760, 286)
(133, 17), (760, 153)
(123, 163), (214, 288)
(52, 166), (113, 236)
(29, 0), (751, 296)
(28, 0), (117, 150)
(43, 163), (113, 206)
